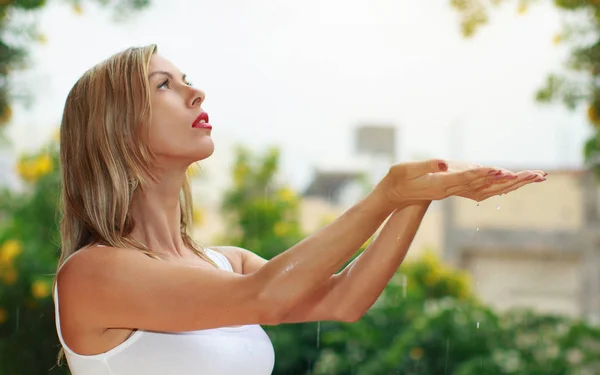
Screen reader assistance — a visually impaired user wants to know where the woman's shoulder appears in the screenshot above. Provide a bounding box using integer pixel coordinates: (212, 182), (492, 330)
(57, 245), (149, 287)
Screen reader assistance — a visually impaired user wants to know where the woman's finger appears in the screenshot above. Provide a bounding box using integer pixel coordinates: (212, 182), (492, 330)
(437, 167), (502, 189)
(475, 172), (542, 200)
(442, 168), (516, 196)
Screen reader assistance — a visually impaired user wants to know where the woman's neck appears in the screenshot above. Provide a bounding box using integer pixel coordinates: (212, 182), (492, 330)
(128, 170), (188, 258)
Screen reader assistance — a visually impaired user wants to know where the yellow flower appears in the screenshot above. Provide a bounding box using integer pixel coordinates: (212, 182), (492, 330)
(0, 308), (7, 324)
(31, 280), (51, 299)
(36, 154), (53, 175)
(192, 207), (205, 226)
(72, 3), (83, 15)
(273, 221), (289, 237)
(277, 187), (297, 204)
(2, 267), (17, 285)
(409, 347), (424, 360)
(553, 33), (562, 45)
(0, 240), (22, 265)
(517, 3), (528, 14)
(16, 154), (54, 183)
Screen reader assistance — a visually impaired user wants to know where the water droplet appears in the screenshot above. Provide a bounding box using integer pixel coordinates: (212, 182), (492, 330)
(476, 227), (479, 232)
(402, 274), (407, 298)
(476, 321), (480, 329)
(476, 203), (480, 207)
(316, 321), (321, 349)
(15, 307), (20, 332)
(444, 337), (450, 374)
(496, 205), (500, 210)
(396, 235), (401, 242)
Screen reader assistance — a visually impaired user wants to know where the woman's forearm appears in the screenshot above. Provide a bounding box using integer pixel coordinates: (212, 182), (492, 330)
(252, 191), (394, 320)
(323, 201), (430, 320)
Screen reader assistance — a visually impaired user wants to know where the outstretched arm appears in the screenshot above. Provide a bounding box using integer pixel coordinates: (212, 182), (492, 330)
(285, 201), (430, 322)
(232, 201), (430, 323)
(229, 202), (430, 323)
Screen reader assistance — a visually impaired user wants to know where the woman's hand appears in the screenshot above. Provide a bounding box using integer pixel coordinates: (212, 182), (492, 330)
(373, 159), (545, 206)
(456, 168), (546, 202)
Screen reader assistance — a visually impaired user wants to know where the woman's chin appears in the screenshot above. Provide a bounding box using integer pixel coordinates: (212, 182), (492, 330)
(193, 142), (215, 162)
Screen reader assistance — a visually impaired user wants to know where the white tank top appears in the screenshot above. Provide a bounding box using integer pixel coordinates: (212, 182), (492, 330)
(53, 248), (275, 375)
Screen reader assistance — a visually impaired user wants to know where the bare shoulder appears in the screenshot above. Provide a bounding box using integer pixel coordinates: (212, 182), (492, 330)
(57, 245), (146, 286)
(56, 244), (278, 333)
(55, 246), (151, 336)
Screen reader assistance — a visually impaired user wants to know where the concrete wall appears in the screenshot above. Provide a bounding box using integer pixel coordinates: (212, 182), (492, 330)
(444, 169), (600, 322)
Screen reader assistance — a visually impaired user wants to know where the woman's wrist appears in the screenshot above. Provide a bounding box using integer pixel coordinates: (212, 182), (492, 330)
(366, 182), (398, 215)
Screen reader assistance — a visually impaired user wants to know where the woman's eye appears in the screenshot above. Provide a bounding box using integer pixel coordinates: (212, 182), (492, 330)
(158, 79), (170, 89)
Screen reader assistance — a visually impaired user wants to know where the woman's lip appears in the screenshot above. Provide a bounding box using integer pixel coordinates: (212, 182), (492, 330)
(192, 112), (210, 127)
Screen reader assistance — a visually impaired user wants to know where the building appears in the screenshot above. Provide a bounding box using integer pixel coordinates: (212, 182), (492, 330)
(442, 168), (600, 323)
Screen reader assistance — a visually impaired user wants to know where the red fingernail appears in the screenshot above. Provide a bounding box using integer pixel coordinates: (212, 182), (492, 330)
(438, 162), (448, 171)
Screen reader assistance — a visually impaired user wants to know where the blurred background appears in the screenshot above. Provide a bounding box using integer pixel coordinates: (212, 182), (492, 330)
(2, 0), (600, 374)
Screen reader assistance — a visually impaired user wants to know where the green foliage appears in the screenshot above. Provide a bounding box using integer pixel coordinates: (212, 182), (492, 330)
(0, 139), (66, 374)
(0, 0), (151, 128)
(450, 0), (600, 176)
(220, 145), (304, 259)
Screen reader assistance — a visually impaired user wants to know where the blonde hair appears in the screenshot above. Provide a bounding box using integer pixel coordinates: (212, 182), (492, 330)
(55, 44), (217, 363)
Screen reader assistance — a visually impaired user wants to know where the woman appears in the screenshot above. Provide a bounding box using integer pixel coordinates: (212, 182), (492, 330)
(53, 44), (545, 375)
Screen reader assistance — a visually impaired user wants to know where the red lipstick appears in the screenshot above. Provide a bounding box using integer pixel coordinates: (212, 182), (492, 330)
(192, 112), (212, 129)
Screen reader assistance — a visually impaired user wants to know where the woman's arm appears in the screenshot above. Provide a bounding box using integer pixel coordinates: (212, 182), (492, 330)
(61, 160), (505, 333)
(60, 189), (396, 334)
(282, 201), (430, 322)
(230, 201), (430, 323)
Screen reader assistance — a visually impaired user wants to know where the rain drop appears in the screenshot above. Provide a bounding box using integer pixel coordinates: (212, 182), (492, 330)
(316, 321), (321, 349)
(496, 205), (500, 210)
(444, 337), (450, 374)
(476, 227), (479, 232)
(15, 306), (20, 332)
(476, 321), (480, 329)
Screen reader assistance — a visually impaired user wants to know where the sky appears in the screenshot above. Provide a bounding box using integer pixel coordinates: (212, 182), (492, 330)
(4, 0), (593, 190)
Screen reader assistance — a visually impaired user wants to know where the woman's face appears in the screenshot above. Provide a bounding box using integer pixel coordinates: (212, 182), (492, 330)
(146, 54), (214, 169)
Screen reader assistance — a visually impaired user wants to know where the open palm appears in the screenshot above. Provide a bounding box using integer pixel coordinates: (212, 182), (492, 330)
(379, 160), (545, 204)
